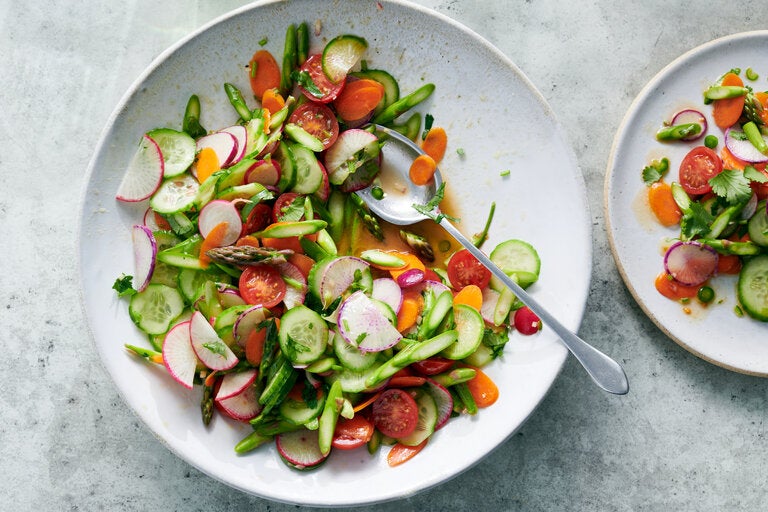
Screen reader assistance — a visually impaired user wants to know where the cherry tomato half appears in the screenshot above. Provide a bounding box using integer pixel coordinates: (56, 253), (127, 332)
(238, 264), (286, 307)
(446, 249), (491, 290)
(679, 146), (722, 196)
(288, 102), (340, 150)
(241, 203), (272, 236)
(371, 388), (419, 439)
(272, 192), (303, 223)
(297, 54), (345, 104)
(332, 415), (375, 450)
(411, 356), (454, 376)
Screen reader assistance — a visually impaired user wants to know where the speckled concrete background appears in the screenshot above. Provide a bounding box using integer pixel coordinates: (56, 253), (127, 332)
(2, 1), (766, 510)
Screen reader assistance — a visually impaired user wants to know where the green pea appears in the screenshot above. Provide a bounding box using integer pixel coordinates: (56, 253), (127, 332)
(704, 135), (718, 149)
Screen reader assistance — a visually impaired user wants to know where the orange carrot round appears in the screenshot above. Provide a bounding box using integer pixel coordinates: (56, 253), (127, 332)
(465, 366), (499, 408)
(396, 296), (421, 332)
(387, 440), (428, 467)
(654, 272), (700, 301)
(713, 72), (745, 129)
(248, 50), (282, 99)
(194, 147), (220, 184)
(409, 154), (437, 186)
(648, 181), (682, 227)
(245, 327), (267, 366)
(389, 252), (426, 279)
(422, 126), (447, 163)
(333, 78), (385, 121)
(452, 284), (483, 311)
(261, 88), (285, 114)
(199, 221), (229, 268)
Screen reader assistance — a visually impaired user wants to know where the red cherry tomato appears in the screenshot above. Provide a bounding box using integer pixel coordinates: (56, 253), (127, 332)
(238, 264), (286, 307)
(679, 146), (722, 196)
(332, 415), (375, 450)
(411, 357), (454, 376)
(288, 102), (340, 150)
(446, 249), (491, 290)
(513, 306), (542, 335)
(371, 388), (419, 439)
(272, 192), (303, 223)
(241, 203), (272, 236)
(297, 54), (345, 104)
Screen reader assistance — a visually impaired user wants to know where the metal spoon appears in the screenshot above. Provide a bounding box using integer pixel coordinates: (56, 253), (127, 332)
(357, 124), (629, 395)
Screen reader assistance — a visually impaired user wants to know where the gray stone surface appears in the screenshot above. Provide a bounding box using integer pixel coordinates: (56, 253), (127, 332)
(2, 0), (766, 510)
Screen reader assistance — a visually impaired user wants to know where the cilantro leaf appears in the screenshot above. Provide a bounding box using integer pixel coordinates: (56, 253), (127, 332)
(709, 169), (753, 204)
(641, 157), (670, 186)
(275, 195), (306, 222)
(203, 341), (228, 356)
(745, 165), (768, 183)
(680, 201), (714, 240)
(422, 113), (434, 140)
(482, 328), (510, 359)
(413, 183), (458, 223)
(112, 274), (136, 297)
(290, 70), (323, 98)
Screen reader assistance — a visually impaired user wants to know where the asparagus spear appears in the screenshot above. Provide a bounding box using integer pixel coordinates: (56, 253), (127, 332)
(349, 192), (383, 240)
(223, 82), (252, 122)
(182, 94), (207, 138)
(373, 83), (435, 125)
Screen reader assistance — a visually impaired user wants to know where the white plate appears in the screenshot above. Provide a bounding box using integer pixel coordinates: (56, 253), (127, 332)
(605, 31), (768, 376)
(78, 0), (590, 506)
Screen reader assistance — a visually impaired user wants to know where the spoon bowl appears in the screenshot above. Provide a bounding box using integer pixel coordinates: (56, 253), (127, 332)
(359, 125), (629, 395)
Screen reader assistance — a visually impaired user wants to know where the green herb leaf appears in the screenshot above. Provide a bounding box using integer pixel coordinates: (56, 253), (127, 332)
(642, 157), (670, 185)
(276, 195), (306, 222)
(203, 341), (228, 356)
(413, 183), (458, 223)
(112, 275), (136, 297)
(290, 70), (323, 98)
(709, 169), (753, 204)
(482, 328), (510, 359)
(745, 165), (768, 183)
(680, 202), (715, 240)
(421, 113), (434, 140)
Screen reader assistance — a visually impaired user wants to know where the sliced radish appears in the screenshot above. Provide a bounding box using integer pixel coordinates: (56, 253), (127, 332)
(313, 162), (331, 201)
(318, 256), (370, 308)
(480, 287), (501, 325)
(337, 291), (402, 352)
(324, 129), (379, 185)
(215, 368), (257, 401)
(740, 191), (758, 220)
(219, 125), (248, 165)
(338, 157), (381, 193)
(424, 378), (454, 430)
(276, 428), (328, 470)
(142, 207), (163, 230)
(161, 321), (197, 389)
(725, 126), (768, 163)
(664, 240), (719, 286)
(131, 225), (157, 292)
(216, 379), (262, 421)
(277, 261), (307, 309)
(396, 268), (425, 288)
(218, 286), (246, 308)
(116, 134), (164, 202)
(406, 279), (451, 297)
(233, 305), (269, 347)
(198, 199), (243, 246)
(197, 131), (239, 168)
(371, 278), (403, 314)
(189, 311), (239, 370)
(670, 109), (707, 141)
(245, 159), (281, 187)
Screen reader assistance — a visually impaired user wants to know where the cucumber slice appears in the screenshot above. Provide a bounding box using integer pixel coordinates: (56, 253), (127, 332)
(279, 389), (326, 426)
(258, 355), (298, 410)
(149, 230), (181, 288)
(284, 123), (324, 152)
(397, 388), (437, 447)
(216, 157), (257, 191)
(738, 254), (768, 321)
(275, 141), (297, 192)
(157, 234), (204, 270)
(747, 202), (768, 247)
(489, 239), (541, 288)
(149, 173), (199, 214)
(279, 305), (329, 365)
(289, 143), (324, 194)
(441, 304), (484, 360)
(321, 34), (368, 83)
(177, 267), (231, 303)
(128, 283), (185, 335)
(332, 330), (378, 371)
(146, 128), (196, 178)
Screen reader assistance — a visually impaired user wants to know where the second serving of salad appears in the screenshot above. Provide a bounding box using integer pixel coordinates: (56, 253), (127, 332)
(643, 66), (768, 322)
(112, 22), (544, 470)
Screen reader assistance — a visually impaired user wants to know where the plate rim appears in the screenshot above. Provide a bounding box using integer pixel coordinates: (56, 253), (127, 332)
(603, 30), (768, 377)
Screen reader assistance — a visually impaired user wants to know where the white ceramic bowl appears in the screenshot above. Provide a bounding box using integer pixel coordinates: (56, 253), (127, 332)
(79, 0), (591, 505)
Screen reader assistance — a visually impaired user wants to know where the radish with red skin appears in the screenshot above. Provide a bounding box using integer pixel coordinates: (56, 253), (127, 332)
(218, 287), (246, 308)
(116, 134), (164, 202)
(313, 162), (331, 201)
(216, 378), (262, 421)
(396, 268), (424, 288)
(316, 256), (370, 308)
(161, 321), (197, 389)
(424, 378), (453, 430)
(371, 277), (403, 314)
(215, 369), (257, 401)
(480, 287), (501, 325)
(725, 125), (768, 163)
(245, 159), (281, 187)
(232, 305), (268, 347)
(324, 129), (379, 185)
(196, 131), (239, 168)
(276, 261), (307, 309)
(131, 225), (157, 292)
(670, 109), (707, 141)
(513, 306), (542, 335)
(337, 291), (402, 352)
(219, 125), (247, 165)
(664, 240), (719, 286)
(276, 428), (328, 470)
(198, 200), (242, 246)
(189, 311), (239, 371)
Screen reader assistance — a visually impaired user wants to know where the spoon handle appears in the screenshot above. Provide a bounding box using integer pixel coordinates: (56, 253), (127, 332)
(438, 219), (629, 395)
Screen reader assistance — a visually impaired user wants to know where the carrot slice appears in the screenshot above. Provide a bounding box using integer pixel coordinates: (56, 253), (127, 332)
(387, 439), (428, 467)
(353, 391), (383, 413)
(288, 252), (315, 278)
(235, 235), (261, 248)
(464, 366), (499, 408)
(261, 88), (285, 114)
(713, 72), (745, 129)
(717, 254), (742, 275)
(388, 376), (427, 388)
(409, 154), (437, 186)
(333, 78), (385, 121)
(199, 221), (229, 268)
(194, 147), (220, 184)
(452, 284), (482, 311)
(422, 126), (447, 163)
(389, 252), (425, 279)
(654, 272), (699, 300)
(648, 181), (682, 227)
(245, 327), (267, 366)
(396, 296), (421, 332)
(248, 50), (282, 99)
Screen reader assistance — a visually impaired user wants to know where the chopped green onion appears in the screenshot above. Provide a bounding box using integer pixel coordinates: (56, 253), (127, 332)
(259, 37), (268, 46)
(499, 170), (511, 177)
(746, 67), (759, 81)
(456, 147), (465, 156)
